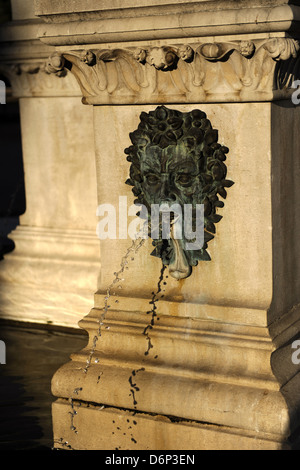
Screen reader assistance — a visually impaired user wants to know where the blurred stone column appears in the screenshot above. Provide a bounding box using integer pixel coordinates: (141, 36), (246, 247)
(0, 1), (100, 327)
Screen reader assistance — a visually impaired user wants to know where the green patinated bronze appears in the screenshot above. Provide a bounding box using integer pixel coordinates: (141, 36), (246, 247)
(125, 105), (233, 278)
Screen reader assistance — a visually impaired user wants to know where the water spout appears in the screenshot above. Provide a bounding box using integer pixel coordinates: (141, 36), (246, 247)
(169, 222), (191, 280)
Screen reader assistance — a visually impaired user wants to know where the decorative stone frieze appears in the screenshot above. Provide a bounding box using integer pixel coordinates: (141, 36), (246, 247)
(45, 38), (300, 104)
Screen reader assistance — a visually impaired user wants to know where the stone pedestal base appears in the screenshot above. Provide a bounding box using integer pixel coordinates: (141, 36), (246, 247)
(52, 400), (288, 450)
(51, 297), (300, 450)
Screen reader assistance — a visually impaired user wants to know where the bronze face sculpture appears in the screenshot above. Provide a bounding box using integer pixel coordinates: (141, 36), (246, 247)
(125, 105), (233, 279)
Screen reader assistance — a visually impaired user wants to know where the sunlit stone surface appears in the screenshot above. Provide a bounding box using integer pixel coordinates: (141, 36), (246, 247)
(2, 0), (300, 450)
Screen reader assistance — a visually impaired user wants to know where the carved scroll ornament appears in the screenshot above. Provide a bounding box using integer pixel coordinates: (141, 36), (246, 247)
(45, 38), (300, 104)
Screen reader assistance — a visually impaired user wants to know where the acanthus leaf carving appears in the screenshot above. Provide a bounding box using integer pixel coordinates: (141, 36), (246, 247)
(44, 38), (300, 105)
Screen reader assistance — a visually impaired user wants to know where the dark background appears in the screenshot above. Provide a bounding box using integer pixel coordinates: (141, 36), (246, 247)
(0, 0), (11, 24)
(0, 0), (26, 259)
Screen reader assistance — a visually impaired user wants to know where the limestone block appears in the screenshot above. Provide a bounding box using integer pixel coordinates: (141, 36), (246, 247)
(19, 97), (96, 230)
(0, 8), (101, 327)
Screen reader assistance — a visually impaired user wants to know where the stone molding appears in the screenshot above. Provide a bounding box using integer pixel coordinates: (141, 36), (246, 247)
(36, 1), (300, 46)
(45, 38), (300, 104)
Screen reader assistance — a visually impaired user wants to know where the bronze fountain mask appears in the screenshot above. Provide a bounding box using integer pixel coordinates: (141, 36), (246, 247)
(125, 106), (233, 280)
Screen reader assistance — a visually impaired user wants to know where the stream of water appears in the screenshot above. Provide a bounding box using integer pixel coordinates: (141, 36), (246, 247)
(83, 237), (145, 373)
(65, 235), (169, 449)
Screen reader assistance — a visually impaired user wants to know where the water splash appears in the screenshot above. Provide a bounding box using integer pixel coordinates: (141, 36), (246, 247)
(60, 236), (145, 449)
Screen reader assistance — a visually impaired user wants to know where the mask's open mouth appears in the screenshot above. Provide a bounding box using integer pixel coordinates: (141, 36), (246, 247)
(154, 203), (191, 280)
(168, 219), (191, 280)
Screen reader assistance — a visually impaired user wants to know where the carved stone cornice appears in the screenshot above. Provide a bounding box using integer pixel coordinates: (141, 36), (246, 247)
(45, 38), (300, 105)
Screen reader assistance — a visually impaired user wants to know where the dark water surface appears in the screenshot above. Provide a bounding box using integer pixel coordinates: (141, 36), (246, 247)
(0, 322), (87, 450)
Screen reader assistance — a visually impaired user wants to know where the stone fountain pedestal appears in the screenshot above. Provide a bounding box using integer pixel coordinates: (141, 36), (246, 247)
(32, 0), (300, 449)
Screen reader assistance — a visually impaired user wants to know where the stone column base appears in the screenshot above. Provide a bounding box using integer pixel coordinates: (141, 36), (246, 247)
(52, 399), (288, 451)
(51, 299), (300, 450)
